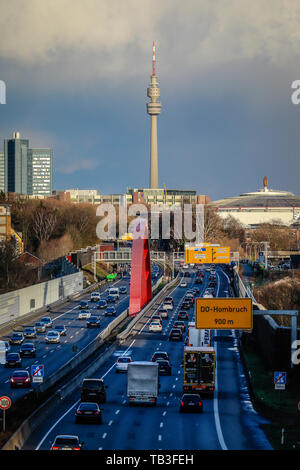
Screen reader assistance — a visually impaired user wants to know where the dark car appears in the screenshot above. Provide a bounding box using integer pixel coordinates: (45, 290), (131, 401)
(180, 302), (191, 311)
(195, 278), (203, 284)
(174, 320), (186, 332)
(86, 316), (101, 328)
(5, 352), (22, 368)
(105, 307), (116, 317)
(151, 351), (169, 362)
(75, 402), (103, 424)
(9, 332), (24, 345)
(53, 325), (67, 336)
(106, 295), (116, 303)
(119, 286), (127, 294)
(23, 326), (37, 338)
(51, 435), (84, 450)
(97, 300), (107, 309)
(79, 300), (89, 310)
(169, 328), (183, 342)
(19, 342), (36, 358)
(40, 316), (52, 327)
(10, 370), (31, 388)
(180, 394), (203, 413)
(81, 378), (107, 403)
(177, 311), (189, 321)
(156, 359), (172, 376)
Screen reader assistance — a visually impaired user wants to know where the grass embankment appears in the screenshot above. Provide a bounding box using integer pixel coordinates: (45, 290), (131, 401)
(82, 262), (112, 283)
(243, 340), (300, 449)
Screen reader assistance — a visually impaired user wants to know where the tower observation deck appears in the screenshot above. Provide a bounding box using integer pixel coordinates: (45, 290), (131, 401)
(147, 41), (161, 189)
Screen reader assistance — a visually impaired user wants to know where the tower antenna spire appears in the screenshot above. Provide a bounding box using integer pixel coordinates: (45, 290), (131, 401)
(152, 40), (156, 76)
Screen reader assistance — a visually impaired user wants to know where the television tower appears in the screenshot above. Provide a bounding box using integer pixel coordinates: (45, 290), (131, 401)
(147, 41), (161, 189)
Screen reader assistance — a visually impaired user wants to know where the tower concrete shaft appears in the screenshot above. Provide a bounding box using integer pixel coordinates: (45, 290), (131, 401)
(147, 41), (161, 189)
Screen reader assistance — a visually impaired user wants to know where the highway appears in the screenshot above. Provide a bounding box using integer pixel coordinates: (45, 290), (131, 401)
(21, 265), (272, 450)
(0, 267), (161, 404)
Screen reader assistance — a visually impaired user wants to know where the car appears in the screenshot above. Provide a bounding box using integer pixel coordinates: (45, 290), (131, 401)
(23, 326), (37, 338)
(180, 393), (203, 413)
(0, 341), (10, 354)
(180, 281), (187, 287)
(19, 342), (36, 358)
(177, 311), (189, 320)
(90, 292), (101, 302)
(81, 378), (107, 403)
(180, 302), (191, 310)
(105, 307), (116, 317)
(78, 310), (91, 320)
(40, 316), (53, 327)
(10, 370), (31, 388)
(35, 321), (46, 333)
(106, 294), (116, 303)
(149, 321), (162, 332)
(5, 352), (22, 368)
(156, 359), (172, 376)
(107, 288), (119, 300)
(45, 330), (60, 344)
(53, 325), (67, 336)
(169, 328), (183, 341)
(75, 402), (103, 424)
(203, 293), (214, 298)
(97, 300), (107, 309)
(195, 278), (203, 285)
(162, 301), (173, 310)
(79, 300), (89, 310)
(86, 316), (101, 328)
(165, 296), (173, 305)
(9, 332), (24, 345)
(184, 272), (191, 277)
(115, 356), (132, 372)
(119, 286), (127, 294)
(151, 313), (162, 323)
(51, 435), (84, 450)
(174, 320), (186, 332)
(158, 309), (168, 319)
(151, 351), (169, 362)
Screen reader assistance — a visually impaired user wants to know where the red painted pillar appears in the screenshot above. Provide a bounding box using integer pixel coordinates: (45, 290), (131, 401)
(129, 218), (152, 316)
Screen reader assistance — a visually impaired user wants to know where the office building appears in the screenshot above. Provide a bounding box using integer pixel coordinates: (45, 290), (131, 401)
(3, 132), (52, 196)
(0, 152), (4, 192)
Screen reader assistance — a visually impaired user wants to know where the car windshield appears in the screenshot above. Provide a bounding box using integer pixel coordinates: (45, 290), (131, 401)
(7, 353), (19, 359)
(54, 437), (79, 445)
(13, 371), (28, 377)
(82, 380), (103, 389)
(12, 333), (22, 338)
(118, 357), (131, 363)
(22, 343), (33, 348)
(48, 332), (58, 336)
(89, 316), (98, 321)
(79, 403), (98, 410)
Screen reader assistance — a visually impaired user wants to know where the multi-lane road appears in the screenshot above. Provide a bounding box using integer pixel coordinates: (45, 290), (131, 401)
(19, 265), (272, 450)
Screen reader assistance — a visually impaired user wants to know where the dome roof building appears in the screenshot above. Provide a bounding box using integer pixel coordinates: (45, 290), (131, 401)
(208, 177), (300, 227)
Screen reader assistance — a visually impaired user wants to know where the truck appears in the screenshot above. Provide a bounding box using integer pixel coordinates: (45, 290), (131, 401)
(183, 346), (215, 396)
(127, 361), (159, 405)
(107, 287), (119, 300)
(186, 322), (211, 348)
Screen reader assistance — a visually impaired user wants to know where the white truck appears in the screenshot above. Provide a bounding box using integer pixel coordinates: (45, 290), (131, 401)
(107, 287), (119, 300)
(127, 361), (159, 405)
(186, 323), (211, 348)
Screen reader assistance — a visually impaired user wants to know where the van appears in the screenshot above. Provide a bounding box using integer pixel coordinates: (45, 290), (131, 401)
(107, 287), (119, 300)
(81, 378), (107, 403)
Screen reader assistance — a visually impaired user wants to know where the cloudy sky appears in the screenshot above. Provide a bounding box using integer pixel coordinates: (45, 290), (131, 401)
(0, 0), (300, 200)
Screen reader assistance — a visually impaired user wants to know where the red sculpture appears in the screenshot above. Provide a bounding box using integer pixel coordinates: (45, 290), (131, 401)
(129, 218), (152, 316)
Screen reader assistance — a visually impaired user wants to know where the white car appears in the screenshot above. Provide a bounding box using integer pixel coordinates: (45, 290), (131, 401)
(158, 309), (169, 318)
(180, 281), (187, 288)
(115, 356), (132, 372)
(203, 293), (213, 298)
(78, 310), (91, 320)
(45, 330), (60, 344)
(90, 292), (101, 302)
(149, 321), (162, 333)
(162, 302), (173, 310)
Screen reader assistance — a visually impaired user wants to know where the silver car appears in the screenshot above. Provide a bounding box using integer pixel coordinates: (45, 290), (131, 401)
(45, 330), (60, 344)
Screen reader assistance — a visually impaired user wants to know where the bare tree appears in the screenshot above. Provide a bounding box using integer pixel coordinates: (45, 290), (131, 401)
(32, 205), (57, 244)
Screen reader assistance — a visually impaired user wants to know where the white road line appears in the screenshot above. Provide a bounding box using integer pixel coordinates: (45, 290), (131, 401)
(102, 433), (107, 439)
(108, 420), (113, 426)
(115, 409), (120, 415)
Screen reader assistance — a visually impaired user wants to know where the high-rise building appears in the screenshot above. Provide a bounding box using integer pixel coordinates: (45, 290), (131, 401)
(29, 148), (52, 196)
(147, 41), (161, 189)
(4, 132), (30, 194)
(3, 132), (52, 196)
(0, 152), (4, 192)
